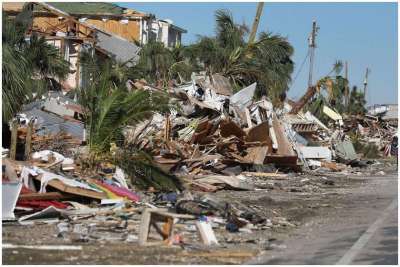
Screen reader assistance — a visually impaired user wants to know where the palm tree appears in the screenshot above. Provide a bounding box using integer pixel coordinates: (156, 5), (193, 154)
(77, 51), (173, 153)
(305, 60), (351, 118)
(348, 86), (366, 115)
(77, 52), (182, 191)
(2, 5), (69, 122)
(26, 34), (69, 88)
(187, 9), (294, 101)
(2, 16), (33, 122)
(135, 41), (174, 87)
(168, 44), (194, 83)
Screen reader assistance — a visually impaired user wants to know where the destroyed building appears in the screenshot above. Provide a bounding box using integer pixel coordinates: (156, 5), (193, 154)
(2, 3), (398, 264)
(3, 2), (187, 48)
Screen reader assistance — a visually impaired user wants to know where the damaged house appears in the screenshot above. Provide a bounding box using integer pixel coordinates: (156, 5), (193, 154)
(3, 2), (187, 90)
(3, 2), (187, 150)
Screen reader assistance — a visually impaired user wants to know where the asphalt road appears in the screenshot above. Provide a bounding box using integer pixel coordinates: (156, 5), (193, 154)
(247, 173), (398, 265)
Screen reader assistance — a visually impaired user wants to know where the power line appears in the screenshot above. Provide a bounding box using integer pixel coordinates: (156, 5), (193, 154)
(291, 49), (310, 89)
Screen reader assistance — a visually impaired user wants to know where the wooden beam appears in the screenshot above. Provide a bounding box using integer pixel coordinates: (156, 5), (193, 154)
(245, 107), (253, 128)
(33, 174), (107, 200)
(24, 119), (34, 160)
(10, 120), (18, 160)
(43, 19), (70, 34)
(75, 44), (80, 88)
(138, 209), (152, 246)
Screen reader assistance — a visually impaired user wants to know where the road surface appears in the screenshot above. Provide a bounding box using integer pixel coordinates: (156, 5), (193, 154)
(247, 173), (398, 265)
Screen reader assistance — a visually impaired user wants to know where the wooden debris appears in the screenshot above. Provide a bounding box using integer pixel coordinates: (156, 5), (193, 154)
(242, 172), (288, 178)
(10, 120), (18, 160)
(33, 175), (107, 200)
(138, 208), (196, 246)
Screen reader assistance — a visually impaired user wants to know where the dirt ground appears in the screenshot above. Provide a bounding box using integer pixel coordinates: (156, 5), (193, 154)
(2, 159), (397, 265)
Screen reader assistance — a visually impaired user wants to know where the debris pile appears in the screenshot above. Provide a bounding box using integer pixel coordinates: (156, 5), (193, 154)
(343, 113), (397, 157)
(2, 72), (397, 258)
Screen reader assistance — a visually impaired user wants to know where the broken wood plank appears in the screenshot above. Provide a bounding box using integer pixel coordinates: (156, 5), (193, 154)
(194, 175), (254, 190)
(241, 172), (288, 178)
(33, 175), (107, 200)
(139, 208), (196, 246)
(10, 120), (18, 160)
(220, 120), (246, 139)
(245, 108), (253, 128)
(24, 120), (34, 160)
(244, 146), (268, 165)
(138, 209), (152, 246)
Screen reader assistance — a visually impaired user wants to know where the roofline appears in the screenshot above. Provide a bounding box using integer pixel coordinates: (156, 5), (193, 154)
(159, 20), (187, 33)
(170, 24), (187, 33)
(29, 10), (151, 19)
(3, 2), (152, 19)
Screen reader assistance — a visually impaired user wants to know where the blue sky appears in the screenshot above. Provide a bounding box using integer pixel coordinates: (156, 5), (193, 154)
(117, 2), (397, 105)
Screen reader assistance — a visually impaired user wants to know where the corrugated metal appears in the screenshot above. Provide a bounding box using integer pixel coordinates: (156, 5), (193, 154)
(24, 108), (84, 140)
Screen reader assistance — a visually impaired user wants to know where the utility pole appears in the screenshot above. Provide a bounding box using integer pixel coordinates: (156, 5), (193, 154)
(308, 20), (319, 88)
(248, 2), (265, 44)
(344, 61), (349, 108)
(363, 67), (370, 98)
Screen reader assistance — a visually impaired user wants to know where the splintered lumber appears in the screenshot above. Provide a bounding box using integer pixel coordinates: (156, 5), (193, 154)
(24, 120), (34, 160)
(10, 120), (18, 160)
(220, 119), (246, 139)
(191, 182), (219, 192)
(139, 208), (196, 246)
(244, 146), (268, 165)
(321, 161), (346, 171)
(194, 175), (254, 190)
(33, 175), (107, 200)
(245, 108), (253, 128)
(242, 172), (288, 179)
